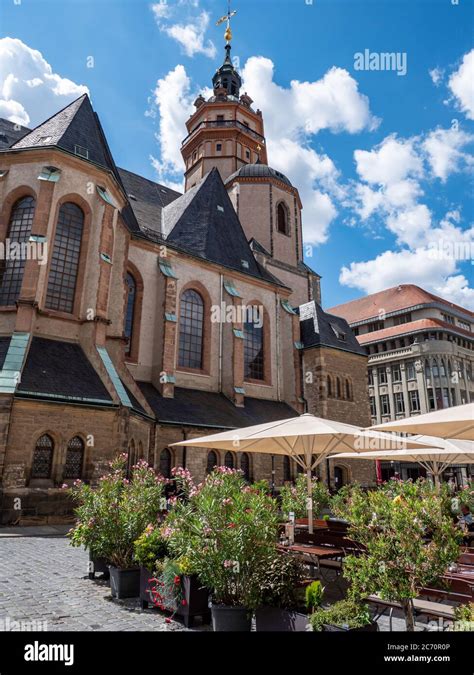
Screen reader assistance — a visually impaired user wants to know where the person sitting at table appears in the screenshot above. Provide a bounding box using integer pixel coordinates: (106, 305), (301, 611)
(460, 504), (474, 532)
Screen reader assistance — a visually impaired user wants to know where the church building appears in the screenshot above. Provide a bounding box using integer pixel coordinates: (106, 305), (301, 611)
(0, 32), (374, 523)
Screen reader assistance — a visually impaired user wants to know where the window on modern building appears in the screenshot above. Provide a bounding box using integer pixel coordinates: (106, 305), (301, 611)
(63, 436), (84, 479)
(392, 364), (402, 382)
(406, 361), (416, 380)
(440, 361), (447, 377)
(124, 272), (136, 356)
(368, 321), (385, 332)
(432, 360), (439, 378)
(393, 313), (412, 326)
(441, 313), (455, 325)
(369, 396), (376, 417)
(368, 370), (374, 386)
(240, 452), (251, 482)
(394, 392), (405, 414)
(276, 203), (289, 235)
(380, 394), (390, 416)
(224, 452), (234, 469)
(450, 388), (457, 406)
(178, 289), (204, 370)
(283, 455), (292, 482)
(244, 308), (264, 381)
(31, 434), (54, 479)
(377, 367), (388, 384)
(206, 450), (218, 474)
(160, 448), (172, 479)
(458, 319), (471, 331)
(46, 202), (84, 313)
(442, 388), (450, 408)
(409, 390), (421, 412)
(427, 388), (435, 410)
(0, 196), (36, 306)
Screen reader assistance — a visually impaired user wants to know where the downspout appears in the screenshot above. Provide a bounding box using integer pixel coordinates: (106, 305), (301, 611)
(218, 274), (224, 393)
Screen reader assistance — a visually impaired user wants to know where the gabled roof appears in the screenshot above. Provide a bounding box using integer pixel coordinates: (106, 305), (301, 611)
(137, 382), (296, 429)
(163, 168), (278, 283)
(300, 301), (365, 355)
(16, 337), (112, 405)
(0, 119), (30, 149)
(118, 167), (181, 235)
(8, 94), (119, 177)
(328, 284), (474, 324)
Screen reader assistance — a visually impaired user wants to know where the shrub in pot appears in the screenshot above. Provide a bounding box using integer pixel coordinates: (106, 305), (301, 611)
(133, 524), (168, 609)
(309, 599), (376, 632)
(280, 474), (330, 520)
(163, 467), (279, 631)
(332, 478), (461, 631)
(68, 454), (167, 599)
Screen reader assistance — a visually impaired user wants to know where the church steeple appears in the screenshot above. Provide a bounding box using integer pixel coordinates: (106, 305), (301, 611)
(213, 2), (241, 98)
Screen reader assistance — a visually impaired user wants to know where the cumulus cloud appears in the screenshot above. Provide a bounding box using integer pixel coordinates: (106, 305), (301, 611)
(0, 37), (88, 127)
(448, 49), (474, 120)
(151, 2), (216, 59)
(423, 126), (474, 182)
(429, 67), (444, 87)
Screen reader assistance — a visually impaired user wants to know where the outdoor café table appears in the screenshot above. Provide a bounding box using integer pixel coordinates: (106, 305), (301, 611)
(445, 564), (474, 582)
(278, 543), (344, 577)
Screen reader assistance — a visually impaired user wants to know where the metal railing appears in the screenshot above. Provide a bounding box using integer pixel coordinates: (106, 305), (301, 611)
(182, 120), (266, 146)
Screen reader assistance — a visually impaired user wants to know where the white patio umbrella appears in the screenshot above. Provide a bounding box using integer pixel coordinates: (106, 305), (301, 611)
(371, 403), (474, 441)
(172, 413), (438, 532)
(331, 436), (474, 488)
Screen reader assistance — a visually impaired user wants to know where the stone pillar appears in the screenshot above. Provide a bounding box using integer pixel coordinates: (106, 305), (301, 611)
(161, 276), (177, 398)
(231, 296), (244, 407)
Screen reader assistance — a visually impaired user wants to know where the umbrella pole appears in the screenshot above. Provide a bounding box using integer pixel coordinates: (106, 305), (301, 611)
(307, 467), (313, 535)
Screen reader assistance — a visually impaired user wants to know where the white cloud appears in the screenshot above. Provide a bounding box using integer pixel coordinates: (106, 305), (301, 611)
(0, 37), (88, 127)
(422, 126), (474, 182)
(151, 2), (216, 59)
(354, 135), (422, 187)
(448, 49), (474, 120)
(386, 204), (432, 249)
(429, 67), (444, 87)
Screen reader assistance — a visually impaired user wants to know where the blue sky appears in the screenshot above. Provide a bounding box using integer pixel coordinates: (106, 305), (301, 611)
(0, 0), (472, 309)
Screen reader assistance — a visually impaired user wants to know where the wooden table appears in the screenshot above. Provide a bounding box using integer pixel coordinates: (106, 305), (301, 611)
(278, 543), (344, 577)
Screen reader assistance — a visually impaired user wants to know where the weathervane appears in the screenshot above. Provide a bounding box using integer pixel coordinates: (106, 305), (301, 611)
(216, 0), (237, 44)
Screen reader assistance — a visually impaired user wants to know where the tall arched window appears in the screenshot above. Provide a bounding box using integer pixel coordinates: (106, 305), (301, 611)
(276, 202), (289, 235)
(336, 377), (342, 399)
(244, 307), (264, 381)
(63, 436), (84, 479)
(327, 376), (332, 398)
(345, 379), (352, 400)
(0, 196), (36, 306)
(224, 452), (234, 469)
(31, 434), (54, 479)
(206, 450), (218, 474)
(240, 452), (251, 482)
(179, 289), (204, 370)
(124, 272), (136, 356)
(46, 202), (84, 313)
(160, 448), (172, 479)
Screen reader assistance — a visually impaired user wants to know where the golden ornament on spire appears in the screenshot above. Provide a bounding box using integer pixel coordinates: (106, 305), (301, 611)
(216, 0), (237, 44)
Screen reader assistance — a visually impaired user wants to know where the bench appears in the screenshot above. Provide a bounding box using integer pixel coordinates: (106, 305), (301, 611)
(367, 594), (457, 631)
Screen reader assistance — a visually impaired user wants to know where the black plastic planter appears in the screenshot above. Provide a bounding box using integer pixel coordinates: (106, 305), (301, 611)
(88, 554), (110, 581)
(255, 606), (309, 632)
(176, 575), (211, 628)
(211, 604), (252, 632)
(139, 567), (155, 609)
(109, 566), (140, 599)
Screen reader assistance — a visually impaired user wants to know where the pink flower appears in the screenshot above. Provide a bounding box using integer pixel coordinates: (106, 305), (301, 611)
(222, 498), (233, 506)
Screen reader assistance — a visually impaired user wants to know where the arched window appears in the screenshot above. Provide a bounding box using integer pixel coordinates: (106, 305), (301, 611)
(63, 436), (84, 479)
(0, 196), (35, 306)
(276, 202), (289, 235)
(46, 202), (84, 313)
(206, 450), (218, 474)
(31, 434), (54, 479)
(160, 448), (172, 479)
(345, 379), (352, 400)
(240, 452), (251, 482)
(336, 377), (342, 399)
(327, 376), (332, 398)
(244, 306), (264, 381)
(283, 455), (292, 482)
(179, 289), (204, 370)
(224, 452), (234, 469)
(124, 272), (136, 356)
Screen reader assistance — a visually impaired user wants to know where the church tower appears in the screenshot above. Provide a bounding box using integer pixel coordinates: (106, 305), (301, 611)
(181, 9), (268, 191)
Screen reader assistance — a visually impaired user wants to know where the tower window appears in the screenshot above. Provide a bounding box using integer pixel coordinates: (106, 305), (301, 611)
(216, 143), (222, 152)
(277, 202), (290, 235)
(245, 149), (250, 160)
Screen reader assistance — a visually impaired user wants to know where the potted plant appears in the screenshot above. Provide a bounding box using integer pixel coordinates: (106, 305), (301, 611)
(280, 474), (330, 520)
(332, 478), (462, 631)
(68, 454), (167, 599)
(163, 467), (279, 631)
(309, 599), (377, 632)
(133, 524), (168, 609)
(452, 602), (474, 631)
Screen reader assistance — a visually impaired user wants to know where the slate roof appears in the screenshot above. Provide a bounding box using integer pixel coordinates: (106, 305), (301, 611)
(226, 163), (293, 187)
(0, 119), (30, 149)
(164, 168), (280, 284)
(0, 337), (11, 369)
(137, 382), (296, 429)
(300, 301), (365, 355)
(118, 167), (181, 235)
(17, 337), (112, 404)
(122, 381), (147, 416)
(328, 284), (474, 324)
(8, 95), (120, 178)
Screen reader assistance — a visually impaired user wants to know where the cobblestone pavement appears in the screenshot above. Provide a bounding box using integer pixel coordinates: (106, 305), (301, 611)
(0, 535), (201, 632)
(0, 533), (435, 632)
